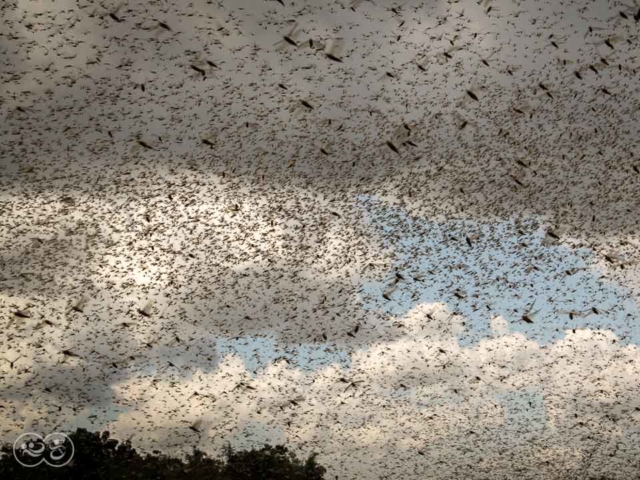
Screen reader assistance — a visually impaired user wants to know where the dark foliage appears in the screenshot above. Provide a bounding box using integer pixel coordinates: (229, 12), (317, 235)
(223, 444), (325, 480)
(0, 428), (326, 480)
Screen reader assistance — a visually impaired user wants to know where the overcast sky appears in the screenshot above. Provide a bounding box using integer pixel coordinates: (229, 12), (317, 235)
(1, 0), (640, 478)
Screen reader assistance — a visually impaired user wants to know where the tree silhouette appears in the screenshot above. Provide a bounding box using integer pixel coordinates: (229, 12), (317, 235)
(0, 428), (326, 480)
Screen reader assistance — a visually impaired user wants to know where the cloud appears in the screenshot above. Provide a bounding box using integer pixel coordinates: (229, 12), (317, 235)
(2, 0), (640, 478)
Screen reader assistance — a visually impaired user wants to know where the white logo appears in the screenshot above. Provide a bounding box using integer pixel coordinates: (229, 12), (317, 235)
(13, 432), (74, 467)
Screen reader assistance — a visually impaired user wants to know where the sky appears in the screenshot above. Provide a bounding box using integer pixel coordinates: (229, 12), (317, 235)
(1, 0), (640, 478)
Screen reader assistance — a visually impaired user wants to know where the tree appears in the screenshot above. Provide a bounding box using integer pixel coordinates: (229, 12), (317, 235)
(0, 428), (326, 480)
(224, 444), (325, 480)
